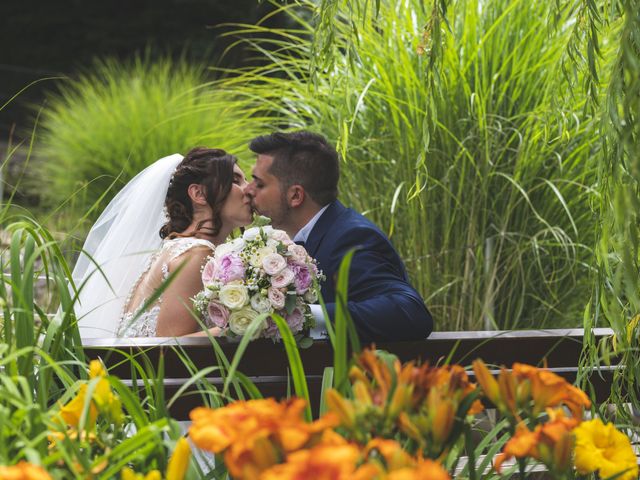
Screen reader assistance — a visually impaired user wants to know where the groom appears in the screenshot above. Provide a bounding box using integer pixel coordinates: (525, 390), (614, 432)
(244, 131), (433, 343)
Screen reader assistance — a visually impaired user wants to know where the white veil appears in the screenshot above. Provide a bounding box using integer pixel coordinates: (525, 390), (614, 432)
(73, 154), (184, 338)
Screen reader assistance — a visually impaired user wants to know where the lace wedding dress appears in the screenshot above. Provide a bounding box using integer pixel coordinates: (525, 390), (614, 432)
(116, 237), (215, 337)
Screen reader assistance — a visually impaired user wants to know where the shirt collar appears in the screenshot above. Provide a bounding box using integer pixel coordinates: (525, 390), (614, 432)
(292, 204), (330, 244)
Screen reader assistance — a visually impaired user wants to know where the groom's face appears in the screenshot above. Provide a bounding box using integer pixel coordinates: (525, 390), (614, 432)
(245, 154), (290, 228)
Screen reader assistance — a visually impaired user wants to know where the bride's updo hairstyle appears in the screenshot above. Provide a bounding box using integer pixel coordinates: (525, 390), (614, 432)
(159, 147), (237, 239)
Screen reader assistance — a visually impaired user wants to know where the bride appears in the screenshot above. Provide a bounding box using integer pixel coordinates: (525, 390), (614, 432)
(73, 147), (252, 338)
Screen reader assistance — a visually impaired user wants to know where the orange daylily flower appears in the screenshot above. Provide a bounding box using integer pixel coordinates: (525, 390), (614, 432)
(396, 364), (481, 457)
(0, 461), (52, 480)
(364, 438), (415, 470)
(259, 442), (361, 480)
(325, 389), (356, 429)
(427, 390), (456, 446)
(189, 398), (338, 480)
(387, 364), (416, 418)
(474, 360), (591, 420)
(513, 363), (590, 418)
(360, 439), (451, 480)
(329, 349), (482, 461)
(386, 460), (451, 480)
(494, 408), (578, 474)
(494, 423), (538, 471)
(472, 359), (500, 406)
(352, 348), (396, 405)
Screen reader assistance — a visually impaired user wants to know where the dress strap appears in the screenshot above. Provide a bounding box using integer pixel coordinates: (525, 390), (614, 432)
(165, 237), (215, 263)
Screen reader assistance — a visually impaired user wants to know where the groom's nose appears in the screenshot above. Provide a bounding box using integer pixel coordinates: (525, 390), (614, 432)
(243, 181), (255, 198)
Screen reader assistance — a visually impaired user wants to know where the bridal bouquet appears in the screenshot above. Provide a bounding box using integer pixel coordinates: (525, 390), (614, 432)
(194, 226), (323, 341)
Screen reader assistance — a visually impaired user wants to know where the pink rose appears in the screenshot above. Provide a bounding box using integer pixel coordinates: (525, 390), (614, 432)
(207, 301), (230, 328)
(290, 262), (312, 294)
(286, 308), (305, 333)
(271, 267), (295, 288)
(262, 253), (287, 275)
(268, 287), (286, 310)
(270, 229), (290, 241)
(201, 259), (216, 285)
(263, 317), (280, 339)
(287, 244), (308, 263)
(213, 253), (245, 283)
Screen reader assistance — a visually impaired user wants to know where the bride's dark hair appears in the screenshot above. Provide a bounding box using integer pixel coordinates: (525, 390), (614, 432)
(159, 147), (237, 239)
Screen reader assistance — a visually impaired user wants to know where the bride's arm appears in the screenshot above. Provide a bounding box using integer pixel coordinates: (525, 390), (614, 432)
(155, 246), (215, 337)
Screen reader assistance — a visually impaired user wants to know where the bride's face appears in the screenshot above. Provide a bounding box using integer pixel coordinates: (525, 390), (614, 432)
(219, 165), (252, 228)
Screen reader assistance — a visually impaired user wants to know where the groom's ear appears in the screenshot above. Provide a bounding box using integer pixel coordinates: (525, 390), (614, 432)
(287, 184), (305, 208)
(187, 184), (208, 205)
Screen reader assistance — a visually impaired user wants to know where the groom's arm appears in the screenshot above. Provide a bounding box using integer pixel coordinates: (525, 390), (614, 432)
(322, 227), (433, 344)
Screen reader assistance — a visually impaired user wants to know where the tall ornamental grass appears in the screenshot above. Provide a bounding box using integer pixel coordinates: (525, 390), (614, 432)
(209, 0), (606, 331)
(35, 56), (264, 228)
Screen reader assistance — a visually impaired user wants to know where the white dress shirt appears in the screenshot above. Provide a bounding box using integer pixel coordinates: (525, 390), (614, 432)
(292, 204), (329, 244)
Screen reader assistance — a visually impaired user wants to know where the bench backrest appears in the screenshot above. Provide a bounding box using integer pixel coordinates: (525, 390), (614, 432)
(82, 328), (617, 420)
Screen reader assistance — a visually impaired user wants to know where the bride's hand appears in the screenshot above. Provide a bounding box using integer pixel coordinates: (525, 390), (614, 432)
(184, 326), (223, 337)
(207, 326), (223, 337)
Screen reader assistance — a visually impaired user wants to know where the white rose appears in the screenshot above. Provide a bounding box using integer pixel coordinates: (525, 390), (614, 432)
(250, 245), (276, 268)
(267, 287), (286, 310)
(262, 253), (287, 275)
(231, 237), (246, 252)
(304, 289), (318, 303)
(228, 307), (266, 338)
(261, 226), (274, 237)
(242, 227), (261, 241)
(219, 284), (249, 310)
(215, 237), (246, 257)
(250, 294), (273, 314)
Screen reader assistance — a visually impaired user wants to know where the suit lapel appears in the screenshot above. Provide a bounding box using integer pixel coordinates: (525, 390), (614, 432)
(305, 200), (346, 258)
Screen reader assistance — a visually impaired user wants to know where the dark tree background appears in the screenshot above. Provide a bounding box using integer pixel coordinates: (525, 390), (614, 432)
(0, 0), (283, 137)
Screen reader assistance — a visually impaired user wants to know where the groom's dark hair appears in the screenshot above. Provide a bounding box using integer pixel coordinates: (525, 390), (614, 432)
(249, 131), (339, 206)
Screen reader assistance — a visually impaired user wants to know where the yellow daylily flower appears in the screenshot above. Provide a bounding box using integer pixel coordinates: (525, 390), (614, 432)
(573, 418), (639, 480)
(89, 359), (107, 379)
(120, 467), (162, 480)
(88, 360), (124, 424)
(59, 384), (98, 428)
(166, 437), (191, 480)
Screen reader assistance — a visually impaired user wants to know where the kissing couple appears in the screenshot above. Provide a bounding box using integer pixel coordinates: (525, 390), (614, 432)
(74, 131), (433, 343)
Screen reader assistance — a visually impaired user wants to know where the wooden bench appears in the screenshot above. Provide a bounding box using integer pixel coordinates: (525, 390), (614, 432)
(83, 328), (618, 420)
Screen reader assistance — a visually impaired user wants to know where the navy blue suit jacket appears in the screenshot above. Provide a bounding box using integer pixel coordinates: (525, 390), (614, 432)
(305, 200), (433, 343)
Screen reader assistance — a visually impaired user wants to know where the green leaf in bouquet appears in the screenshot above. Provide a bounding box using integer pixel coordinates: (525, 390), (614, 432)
(298, 337), (313, 349)
(285, 293), (297, 315)
(250, 215), (271, 228)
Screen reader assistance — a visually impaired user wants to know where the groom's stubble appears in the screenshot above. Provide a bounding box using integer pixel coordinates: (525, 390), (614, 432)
(263, 189), (294, 233)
